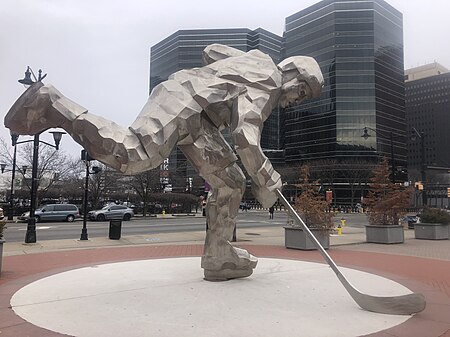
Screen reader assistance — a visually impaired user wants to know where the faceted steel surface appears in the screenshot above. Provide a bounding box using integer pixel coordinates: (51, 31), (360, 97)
(5, 44), (324, 279)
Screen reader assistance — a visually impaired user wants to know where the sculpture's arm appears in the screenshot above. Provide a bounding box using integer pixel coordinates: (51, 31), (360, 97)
(231, 93), (281, 208)
(4, 82), (157, 174)
(202, 44), (245, 65)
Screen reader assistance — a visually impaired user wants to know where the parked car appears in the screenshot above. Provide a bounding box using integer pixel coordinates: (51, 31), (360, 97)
(88, 204), (134, 221)
(401, 215), (419, 229)
(18, 204), (80, 223)
(240, 202), (251, 210)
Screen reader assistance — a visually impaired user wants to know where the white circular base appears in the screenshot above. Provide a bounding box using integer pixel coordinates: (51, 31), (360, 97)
(11, 258), (411, 337)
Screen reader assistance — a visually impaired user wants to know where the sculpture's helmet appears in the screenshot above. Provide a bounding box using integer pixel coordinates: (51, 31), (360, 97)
(277, 56), (324, 98)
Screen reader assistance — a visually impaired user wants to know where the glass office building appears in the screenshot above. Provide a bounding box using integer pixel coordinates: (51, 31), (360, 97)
(283, 0), (406, 168)
(405, 66), (450, 177)
(148, 1), (406, 202)
(150, 29), (283, 92)
(149, 29), (283, 191)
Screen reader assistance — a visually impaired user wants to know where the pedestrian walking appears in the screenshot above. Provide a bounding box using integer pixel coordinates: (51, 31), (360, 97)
(269, 206), (274, 219)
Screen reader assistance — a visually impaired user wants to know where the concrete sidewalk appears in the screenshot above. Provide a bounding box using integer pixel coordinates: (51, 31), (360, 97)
(5, 223), (449, 262)
(3, 224), (392, 257)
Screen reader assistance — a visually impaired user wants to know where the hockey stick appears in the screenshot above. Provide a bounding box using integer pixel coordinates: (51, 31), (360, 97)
(276, 189), (426, 315)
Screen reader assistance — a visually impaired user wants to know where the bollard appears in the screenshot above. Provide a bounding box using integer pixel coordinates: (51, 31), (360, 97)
(337, 223), (342, 235)
(162, 209), (166, 217)
(341, 218), (346, 227)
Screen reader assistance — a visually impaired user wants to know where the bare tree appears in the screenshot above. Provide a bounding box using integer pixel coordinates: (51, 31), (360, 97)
(0, 137), (16, 200)
(87, 163), (121, 209)
(364, 157), (412, 225)
(305, 158), (375, 207)
(293, 164), (334, 231)
(339, 159), (375, 207)
(126, 168), (161, 216)
(46, 159), (98, 207)
(308, 159), (339, 206)
(0, 136), (79, 205)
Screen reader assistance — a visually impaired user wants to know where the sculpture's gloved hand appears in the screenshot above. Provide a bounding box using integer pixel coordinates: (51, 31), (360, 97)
(5, 82), (49, 135)
(251, 176), (282, 208)
(5, 82), (86, 136)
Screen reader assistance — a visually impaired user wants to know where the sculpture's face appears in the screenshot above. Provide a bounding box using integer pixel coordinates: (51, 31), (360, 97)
(279, 78), (312, 108)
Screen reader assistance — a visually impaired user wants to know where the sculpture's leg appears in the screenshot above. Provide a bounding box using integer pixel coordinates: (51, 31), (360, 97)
(201, 164), (257, 281)
(179, 120), (257, 281)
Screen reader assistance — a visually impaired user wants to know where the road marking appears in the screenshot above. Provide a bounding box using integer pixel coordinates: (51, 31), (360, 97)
(17, 226), (51, 230)
(145, 237), (161, 242)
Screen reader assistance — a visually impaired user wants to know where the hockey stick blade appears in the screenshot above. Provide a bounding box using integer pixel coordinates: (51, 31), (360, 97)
(276, 189), (426, 315)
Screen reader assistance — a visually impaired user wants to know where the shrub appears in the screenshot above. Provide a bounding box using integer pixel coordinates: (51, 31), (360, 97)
(364, 158), (412, 226)
(292, 165), (334, 232)
(420, 208), (450, 224)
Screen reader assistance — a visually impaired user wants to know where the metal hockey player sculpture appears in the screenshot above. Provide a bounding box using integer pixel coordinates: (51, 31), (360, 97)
(6, 44), (323, 281)
(5, 44), (426, 315)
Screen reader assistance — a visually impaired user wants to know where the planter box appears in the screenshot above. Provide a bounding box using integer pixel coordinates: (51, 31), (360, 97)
(415, 223), (449, 240)
(284, 226), (330, 250)
(365, 225), (404, 244)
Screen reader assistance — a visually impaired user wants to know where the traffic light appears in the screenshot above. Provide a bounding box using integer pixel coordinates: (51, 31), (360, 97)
(447, 187), (450, 198)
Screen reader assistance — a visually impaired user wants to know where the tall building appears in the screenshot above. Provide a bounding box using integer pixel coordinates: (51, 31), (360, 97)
(283, 0), (406, 167)
(405, 63), (450, 188)
(150, 29), (283, 92)
(149, 0), (407, 203)
(405, 62), (449, 82)
(149, 28), (283, 192)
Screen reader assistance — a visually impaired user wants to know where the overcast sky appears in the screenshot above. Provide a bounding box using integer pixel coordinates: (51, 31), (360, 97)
(1, 0), (449, 158)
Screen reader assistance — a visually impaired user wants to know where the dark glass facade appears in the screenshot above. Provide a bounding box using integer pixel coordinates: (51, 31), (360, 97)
(406, 72), (450, 173)
(148, 1), (406, 202)
(283, 0), (406, 169)
(150, 28), (283, 91)
(149, 29), (283, 188)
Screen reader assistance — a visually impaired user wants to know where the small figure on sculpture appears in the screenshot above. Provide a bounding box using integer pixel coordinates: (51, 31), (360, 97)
(5, 44), (324, 281)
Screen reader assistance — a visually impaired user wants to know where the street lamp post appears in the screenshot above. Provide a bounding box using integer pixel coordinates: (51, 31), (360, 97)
(25, 131), (65, 243)
(26, 134), (40, 243)
(9, 134), (18, 220)
(1, 134), (28, 221)
(18, 66), (47, 86)
(411, 128), (426, 206)
(16, 66), (65, 243)
(80, 150), (101, 241)
(2, 134), (19, 220)
(362, 127), (397, 183)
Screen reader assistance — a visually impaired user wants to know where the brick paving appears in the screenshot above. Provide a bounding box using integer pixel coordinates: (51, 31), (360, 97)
(0, 240), (449, 337)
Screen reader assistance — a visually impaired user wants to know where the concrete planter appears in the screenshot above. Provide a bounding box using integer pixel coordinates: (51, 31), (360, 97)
(415, 223), (449, 240)
(365, 225), (404, 244)
(0, 240), (4, 277)
(284, 226), (330, 250)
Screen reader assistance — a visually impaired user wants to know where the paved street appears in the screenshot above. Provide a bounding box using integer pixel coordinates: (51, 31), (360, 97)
(4, 210), (372, 242)
(4, 210), (289, 242)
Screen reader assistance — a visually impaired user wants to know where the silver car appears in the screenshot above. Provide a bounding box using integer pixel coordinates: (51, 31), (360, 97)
(19, 204), (80, 223)
(88, 204), (134, 221)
